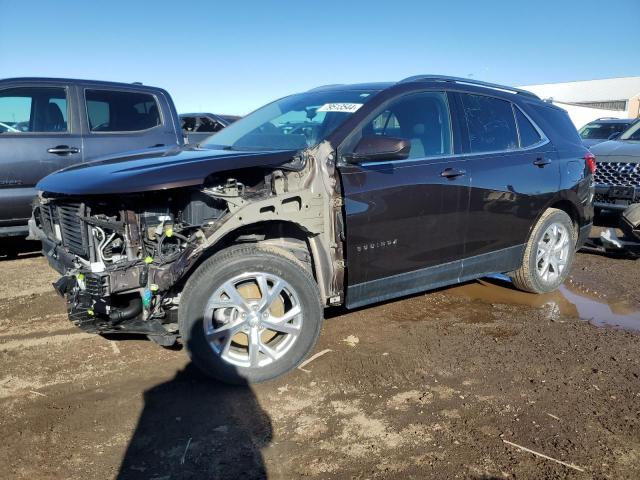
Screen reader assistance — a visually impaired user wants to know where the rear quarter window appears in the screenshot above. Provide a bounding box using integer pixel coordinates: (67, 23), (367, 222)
(528, 103), (583, 149)
(514, 107), (542, 147)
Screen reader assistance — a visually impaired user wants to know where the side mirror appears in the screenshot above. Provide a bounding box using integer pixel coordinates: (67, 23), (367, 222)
(608, 131), (621, 140)
(346, 135), (411, 163)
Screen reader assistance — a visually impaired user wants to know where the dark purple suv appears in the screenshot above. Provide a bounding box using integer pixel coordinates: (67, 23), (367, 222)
(31, 75), (594, 383)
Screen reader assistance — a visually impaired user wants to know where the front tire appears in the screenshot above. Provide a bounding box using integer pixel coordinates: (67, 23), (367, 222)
(510, 208), (576, 293)
(179, 245), (323, 384)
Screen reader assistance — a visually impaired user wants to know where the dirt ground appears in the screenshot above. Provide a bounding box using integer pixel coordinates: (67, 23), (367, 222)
(0, 236), (638, 480)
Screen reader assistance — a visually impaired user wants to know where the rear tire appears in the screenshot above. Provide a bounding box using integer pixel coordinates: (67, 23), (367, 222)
(179, 245), (323, 384)
(510, 208), (575, 293)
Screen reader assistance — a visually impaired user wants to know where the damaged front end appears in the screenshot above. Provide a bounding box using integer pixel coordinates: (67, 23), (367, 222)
(31, 144), (344, 345)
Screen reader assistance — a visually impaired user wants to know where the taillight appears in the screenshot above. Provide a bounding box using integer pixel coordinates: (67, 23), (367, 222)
(585, 152), (596, 174)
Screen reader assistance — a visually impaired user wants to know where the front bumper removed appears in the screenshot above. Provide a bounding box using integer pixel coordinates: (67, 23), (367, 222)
(42, 237), (177, 345)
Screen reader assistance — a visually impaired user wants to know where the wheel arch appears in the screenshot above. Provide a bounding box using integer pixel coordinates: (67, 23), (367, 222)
(527, 192), (583, 243)
(548, 199), (580, 236)
(179, 220), (333, 305)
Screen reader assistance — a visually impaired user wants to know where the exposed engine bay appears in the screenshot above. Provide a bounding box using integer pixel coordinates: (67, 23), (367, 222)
(30, 144), (344, 345)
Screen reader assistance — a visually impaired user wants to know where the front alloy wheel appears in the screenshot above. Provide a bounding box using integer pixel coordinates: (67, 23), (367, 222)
(179, 245), (323, 384)
(204, 272), (303, 369)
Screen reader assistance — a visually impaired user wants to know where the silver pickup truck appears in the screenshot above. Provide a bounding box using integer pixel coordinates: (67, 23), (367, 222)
(0, 77), (184, 238)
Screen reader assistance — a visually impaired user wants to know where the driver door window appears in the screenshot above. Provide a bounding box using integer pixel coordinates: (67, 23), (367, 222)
(357, 91), (453, 160)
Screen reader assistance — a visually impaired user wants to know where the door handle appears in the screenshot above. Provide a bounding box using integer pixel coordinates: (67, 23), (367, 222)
(47, 145), (80, 155)
(440, 167), (466, 179)
(533, 157), (551, 167)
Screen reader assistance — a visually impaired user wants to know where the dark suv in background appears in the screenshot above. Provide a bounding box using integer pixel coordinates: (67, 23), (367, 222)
(591, 120), (640, 214)
(179, 112), (240, 144)
(579, 117), (637, 148)
(0, 78), (184, 238)
(31, 75), (594, 384)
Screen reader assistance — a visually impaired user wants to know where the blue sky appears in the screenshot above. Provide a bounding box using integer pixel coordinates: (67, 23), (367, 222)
(1, 0), (638, 115)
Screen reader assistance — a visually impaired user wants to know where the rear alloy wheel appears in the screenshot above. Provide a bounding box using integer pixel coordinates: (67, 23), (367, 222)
(535, 222), (571, 284)
(179, 245), (323, 384)
(510, 208), (576, 293)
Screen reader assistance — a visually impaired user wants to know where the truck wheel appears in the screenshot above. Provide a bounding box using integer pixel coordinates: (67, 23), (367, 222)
(510, 208), (575, 294)
(179, 245), (323, 384)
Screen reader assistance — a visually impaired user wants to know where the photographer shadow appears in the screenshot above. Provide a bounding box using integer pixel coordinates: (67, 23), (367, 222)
(117, 363), (271, 479)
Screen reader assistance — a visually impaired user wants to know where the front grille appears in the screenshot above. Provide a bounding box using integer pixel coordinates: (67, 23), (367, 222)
(56, 202), (89, 257)
(40, 201), (90, 257)
(39, 204), (55, 238)
(594, 162), (640, 187)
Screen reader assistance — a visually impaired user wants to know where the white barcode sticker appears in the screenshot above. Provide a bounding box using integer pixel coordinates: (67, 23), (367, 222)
(317, 103), (363, 113)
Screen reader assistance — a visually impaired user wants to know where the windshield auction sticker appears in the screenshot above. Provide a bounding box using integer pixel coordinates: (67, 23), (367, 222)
(317, 103), (363, 113)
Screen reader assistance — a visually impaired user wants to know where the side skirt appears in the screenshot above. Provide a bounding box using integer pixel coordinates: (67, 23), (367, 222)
(345, 244), (524, 309)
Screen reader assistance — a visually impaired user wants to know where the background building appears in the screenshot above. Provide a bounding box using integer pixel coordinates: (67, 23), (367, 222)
(519, 76), (640, 128)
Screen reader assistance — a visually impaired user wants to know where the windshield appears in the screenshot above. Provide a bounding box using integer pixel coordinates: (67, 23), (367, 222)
(579, 121), (630, 140)
(619, 121), (640, 141)
(202, 90), (379, 151)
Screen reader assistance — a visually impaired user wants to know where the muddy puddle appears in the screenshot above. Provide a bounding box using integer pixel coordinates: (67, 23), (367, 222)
(447, 278), (640, 333)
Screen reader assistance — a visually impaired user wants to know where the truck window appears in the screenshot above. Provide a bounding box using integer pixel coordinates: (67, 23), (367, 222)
(181, 116), (197, 132)
(0, 87), (68, 133)
(460, 93), (518, 153)
(197, 116), (224, 133)
(85, 90), (161, 132)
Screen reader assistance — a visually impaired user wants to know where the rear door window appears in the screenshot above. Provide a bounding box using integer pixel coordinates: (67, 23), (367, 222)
(85, 90), (161, 132)
(514, 107), (542, 147)
(460, 94), (518, 153)
(0, 87), (68, 133)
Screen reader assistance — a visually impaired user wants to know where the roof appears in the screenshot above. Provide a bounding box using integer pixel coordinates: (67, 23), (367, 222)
(586, 118), (636, 124)
(308, 82), (393, 92)
(520, 76), (640, 103)
(0, 77), (164, 91)
(398, 75), (539, 99)
(180, 112), (217, 117)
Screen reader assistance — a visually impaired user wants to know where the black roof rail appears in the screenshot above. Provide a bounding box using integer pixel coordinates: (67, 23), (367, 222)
(398, 75), (540, 99)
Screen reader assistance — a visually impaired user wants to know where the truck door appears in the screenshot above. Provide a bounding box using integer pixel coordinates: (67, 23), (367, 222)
(79, 87), (180, 161)
(337, 91), (470, 308)
(0, 83), (82, 231)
